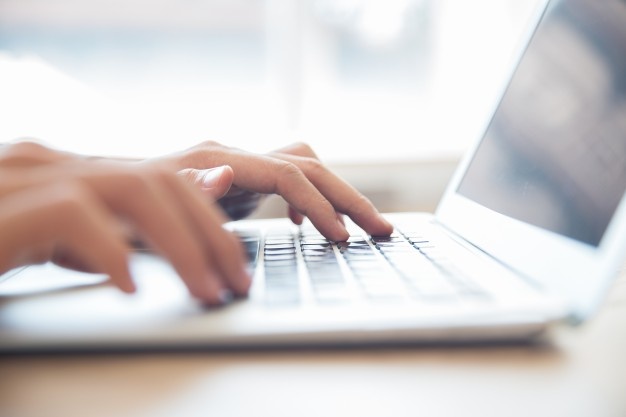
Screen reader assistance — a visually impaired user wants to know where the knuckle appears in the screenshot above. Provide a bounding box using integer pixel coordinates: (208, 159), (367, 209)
(2, 141), (53, 163)
(51, 184), (92, 221)
(10, 140), (48, 154)
(185, 140), (229, 167)
(272, 161), (304, 195)
(116, 170), (153, 199)
(300, 157), (325, 176)
(292, 141), (314, 155)
(277, 161), (302, 177)
(198, 139), (225, 149)
(275, 161), (303, 192)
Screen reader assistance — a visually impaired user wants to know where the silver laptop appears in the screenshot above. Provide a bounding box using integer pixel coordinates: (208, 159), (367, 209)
(1, 0), (626, 351)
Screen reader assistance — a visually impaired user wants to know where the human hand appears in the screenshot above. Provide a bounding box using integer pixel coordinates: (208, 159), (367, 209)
(0, 140), (76, 167)
(164, 141), (394, 241)
(177, 164), (263, 220)
(0, 142), (250, 304)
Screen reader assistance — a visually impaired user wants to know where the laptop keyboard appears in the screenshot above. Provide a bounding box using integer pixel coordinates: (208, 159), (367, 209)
(236, 225), (487, 308)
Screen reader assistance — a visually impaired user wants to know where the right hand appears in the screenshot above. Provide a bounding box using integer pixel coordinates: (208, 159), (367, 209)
(168, 140), (394, 240)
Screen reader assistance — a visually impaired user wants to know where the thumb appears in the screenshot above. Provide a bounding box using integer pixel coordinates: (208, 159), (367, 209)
(178, 165), (234, 200)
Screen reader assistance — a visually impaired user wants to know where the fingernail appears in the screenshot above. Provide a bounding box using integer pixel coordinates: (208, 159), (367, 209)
(202, 166), (226, 189)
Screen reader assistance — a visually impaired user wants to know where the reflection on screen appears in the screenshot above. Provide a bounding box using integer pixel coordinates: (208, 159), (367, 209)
(458, 0), (626, 247)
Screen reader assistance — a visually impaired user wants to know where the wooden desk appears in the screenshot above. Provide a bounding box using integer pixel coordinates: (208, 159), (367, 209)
(2, 271), (625, 417)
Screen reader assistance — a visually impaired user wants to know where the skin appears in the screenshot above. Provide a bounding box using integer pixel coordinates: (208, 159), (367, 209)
(161, 141), (393, 240)
(0, 140), (393, 304)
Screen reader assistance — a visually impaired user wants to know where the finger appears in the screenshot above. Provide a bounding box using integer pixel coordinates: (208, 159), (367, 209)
(188, 150), (349, 240)
(88, 167), (224, 302)
(178, 165), (234, 200)
(271, 142), (320, 159)
(161, 173), (251, 297)
(270, 143), (392, 235)
(0, 183), (134, 293)
(275, 143), (348, 230)
(167, 143), (350, 240)
(52, 250), (96, 273)
(288, 205), (304, 225)
(288, 205), (343, 228)
(0, 141), (75, 168)
(267, 160), (349, 240)
(276, 145), (314, 227)
(271, 153), (393, 236)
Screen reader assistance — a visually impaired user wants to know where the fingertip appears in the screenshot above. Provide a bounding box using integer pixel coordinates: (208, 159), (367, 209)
(192, 278), (227, 306)
(197, 290), (233, 307)
(111, 258), (136, 294)
(218, 289), (234, 304)
(232, 268), (252, 297)
(193, 268), (246, 306)
(316, 218), (350, 242)
(358, 214), (394, 237)
(121, 281), (137, 294)
(288, 206), (304, 225)
(370, 224), (394, 238)
(331, 219), (350, 241)
(112, 273), (136, 294)
(379, 216), (394, 235)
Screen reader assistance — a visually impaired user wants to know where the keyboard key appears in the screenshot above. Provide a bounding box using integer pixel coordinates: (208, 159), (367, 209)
(251, 224), (490, 308)
(234, 231), (260, 266)
(300, 239), (331, 245)
(264, 246), (296, 253)
(302, 248), (333, 256)
(264, 254), (297, 262)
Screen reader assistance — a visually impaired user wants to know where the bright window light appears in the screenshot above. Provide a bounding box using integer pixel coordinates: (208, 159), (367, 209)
(0, 0), (541, 162)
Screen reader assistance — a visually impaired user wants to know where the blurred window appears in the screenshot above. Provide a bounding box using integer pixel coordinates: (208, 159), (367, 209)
(0, 0), (540, 161)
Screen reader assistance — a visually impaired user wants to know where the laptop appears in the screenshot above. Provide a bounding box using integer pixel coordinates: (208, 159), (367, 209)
(1, 0), (625, 351)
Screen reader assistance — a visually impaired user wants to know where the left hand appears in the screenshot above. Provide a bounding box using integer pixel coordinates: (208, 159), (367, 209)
(0, 141), (251, 303)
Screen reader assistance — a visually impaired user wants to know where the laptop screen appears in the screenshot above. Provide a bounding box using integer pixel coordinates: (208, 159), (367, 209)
(457, 0), (626, 247)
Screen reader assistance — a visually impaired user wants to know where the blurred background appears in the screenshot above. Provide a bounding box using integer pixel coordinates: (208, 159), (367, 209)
(0, 0), (541, 215)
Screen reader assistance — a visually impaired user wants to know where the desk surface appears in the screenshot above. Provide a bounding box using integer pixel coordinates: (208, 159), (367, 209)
(1, 271), (625, 417)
